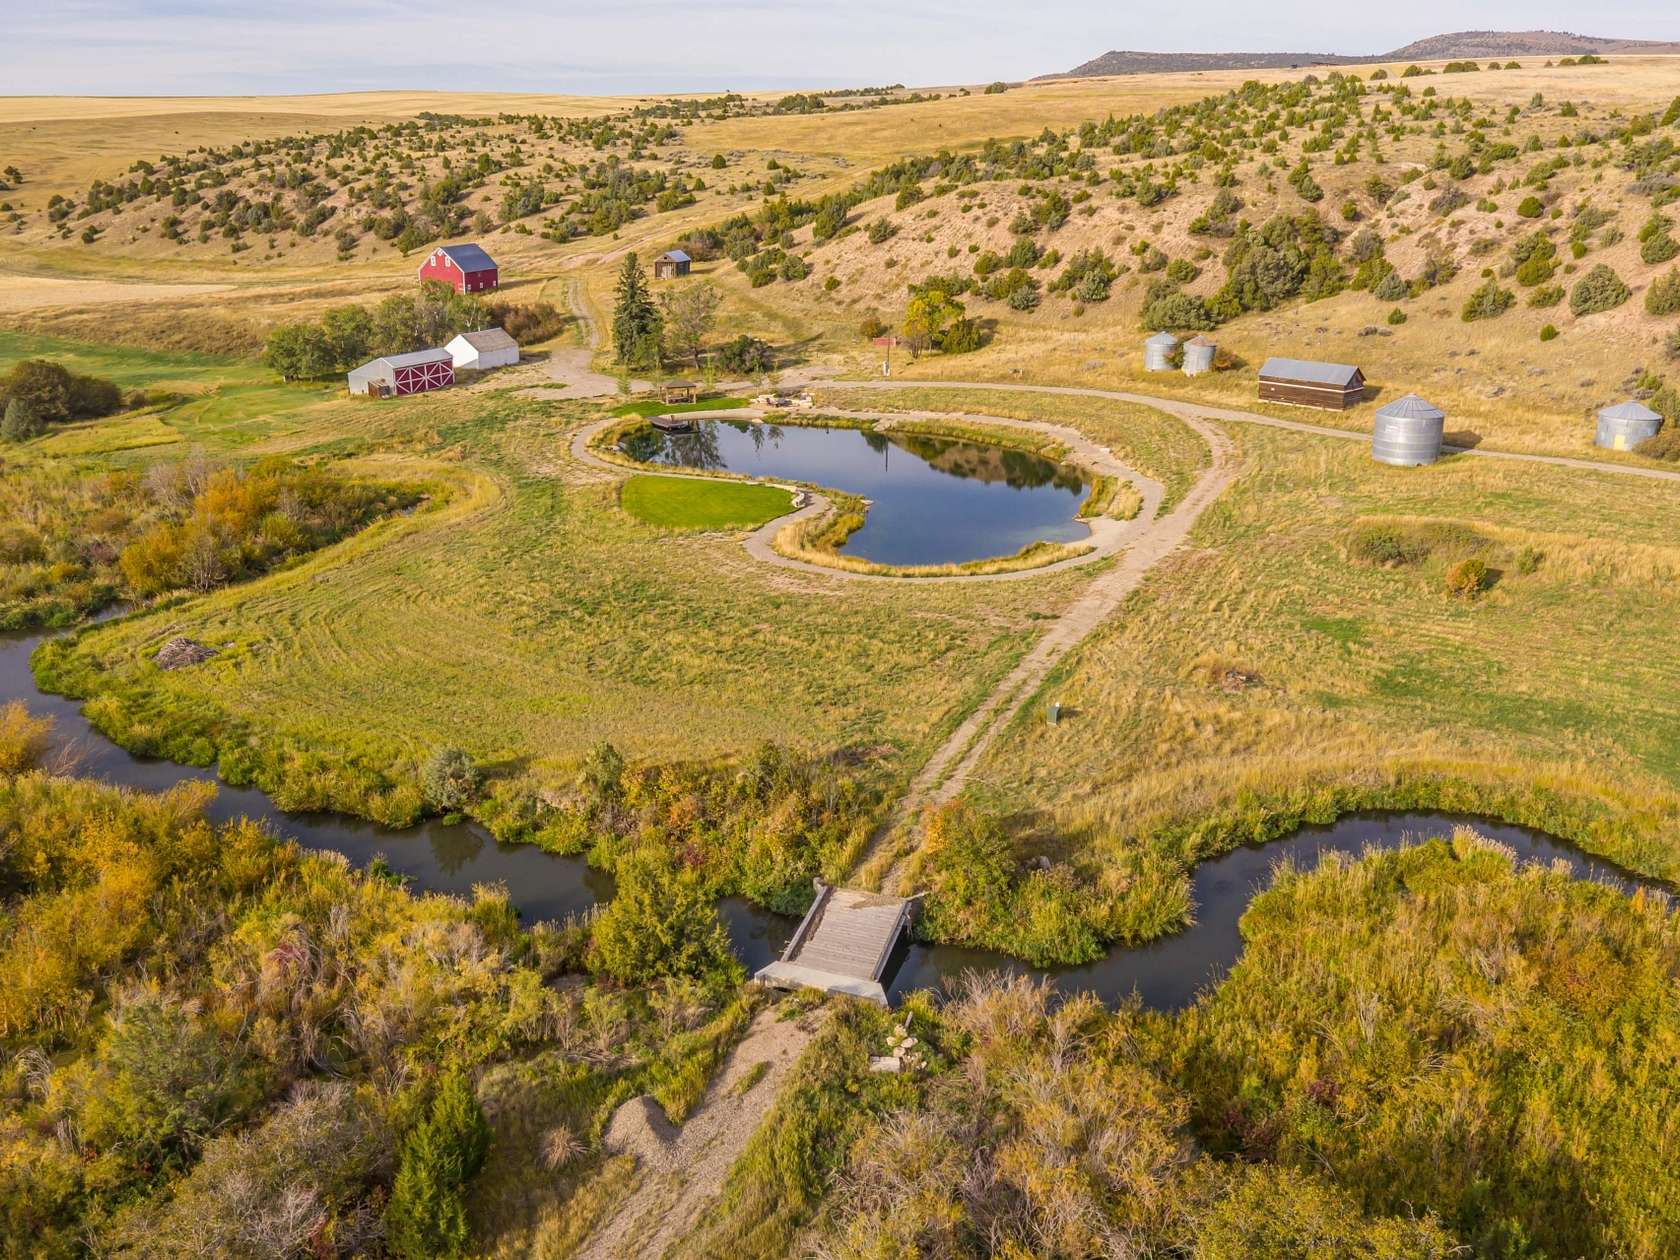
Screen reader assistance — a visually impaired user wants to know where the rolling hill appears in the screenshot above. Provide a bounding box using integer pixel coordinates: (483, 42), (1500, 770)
(1043, 28), (1680, 79)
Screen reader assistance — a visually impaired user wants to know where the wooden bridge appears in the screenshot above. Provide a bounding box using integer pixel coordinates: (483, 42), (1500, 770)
(755, 881), (917, 1006)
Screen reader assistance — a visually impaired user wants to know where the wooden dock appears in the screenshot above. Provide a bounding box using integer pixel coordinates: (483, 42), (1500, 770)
(649, 414), (694, 433)
(755, 881), (916, 1006)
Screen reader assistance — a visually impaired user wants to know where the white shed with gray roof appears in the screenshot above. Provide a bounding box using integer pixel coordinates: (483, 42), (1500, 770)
(446, 327), (520, 372)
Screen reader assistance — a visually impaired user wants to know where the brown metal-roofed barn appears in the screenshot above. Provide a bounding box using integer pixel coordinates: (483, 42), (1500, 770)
(1258, 357), (1366, 411)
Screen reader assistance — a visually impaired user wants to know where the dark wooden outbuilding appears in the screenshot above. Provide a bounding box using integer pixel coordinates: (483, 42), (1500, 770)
(654, 249), (692, 279)
(1258, 357), (1366, 411)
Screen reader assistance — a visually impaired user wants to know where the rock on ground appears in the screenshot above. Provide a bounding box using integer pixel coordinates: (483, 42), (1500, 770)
(602, 1095), (676, 1168)
(154, 637), (217, 670)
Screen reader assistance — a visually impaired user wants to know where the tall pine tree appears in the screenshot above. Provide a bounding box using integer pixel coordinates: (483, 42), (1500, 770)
(611, 252), (663, 367)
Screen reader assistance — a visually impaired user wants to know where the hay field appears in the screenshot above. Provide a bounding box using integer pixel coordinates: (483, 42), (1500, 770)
(965, 413), (1680, 863)
(37, 381), (1098, 807)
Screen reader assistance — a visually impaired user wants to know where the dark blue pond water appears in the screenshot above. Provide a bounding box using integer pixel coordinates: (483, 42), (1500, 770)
(3, 626), (1668, 1011)
(621, 421), (1092, 566)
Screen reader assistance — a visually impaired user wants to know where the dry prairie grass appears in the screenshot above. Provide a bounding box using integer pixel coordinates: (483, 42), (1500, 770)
(960, 422), (1680, 876)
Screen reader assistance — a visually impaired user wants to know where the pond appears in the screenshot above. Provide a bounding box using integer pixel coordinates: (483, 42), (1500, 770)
(621, 420), (1093, 567)
(2, 626), (1667, 1011)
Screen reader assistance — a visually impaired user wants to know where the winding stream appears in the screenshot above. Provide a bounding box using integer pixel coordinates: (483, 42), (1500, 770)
(2, 627), (1663, 1010)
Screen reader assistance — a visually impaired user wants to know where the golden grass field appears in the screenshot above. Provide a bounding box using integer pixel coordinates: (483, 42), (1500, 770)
(7, 55), (1680, 454)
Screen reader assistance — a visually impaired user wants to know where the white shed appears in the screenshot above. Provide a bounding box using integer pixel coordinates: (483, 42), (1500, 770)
(446, 327), (520, 372)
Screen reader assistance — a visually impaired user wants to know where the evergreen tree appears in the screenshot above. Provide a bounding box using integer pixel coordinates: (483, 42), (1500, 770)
(611, 252), (663, 367)
(385, 1072), (492, 1260)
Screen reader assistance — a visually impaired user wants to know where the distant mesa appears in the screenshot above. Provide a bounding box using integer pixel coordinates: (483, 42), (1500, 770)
(1039, 30), (1680, 80)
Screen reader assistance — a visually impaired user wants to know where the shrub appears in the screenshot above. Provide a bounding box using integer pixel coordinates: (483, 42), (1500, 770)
(1528, 284), (1564, 308)
(0, 700), (52, 774)
(858, 316), (888, 341)
(1517, 196), (1545, 218)
(1372, 270), (1410, 302)
(589, 849), (737, 983)
(1, 397), (44, 443)
(1642, 234), (1680, 265)
(1516, 545), (1545, 574)
(1540, 324), (1559, 341)
(1636, 426), (1680, 460)
(717, 334), (774, 373)
(1348, 524), (1430, 567)
(0, 358), (122, 426)
(385, 1072), (492, 1260)
(1165, 257), (1200, 284)
(422, 747), (482, 813)
(1647, 270), (1680, 316)
(865, 218), (896, 244)
(1444, 557), (1490, 598)
(939, 318), (985, 354)
(1461, 278), (1515, 322)
(1142, 286), (1216, 332)
(1569, 264), (1630, 316)
(1387, 307), (1407, 325)
(1288, 161), (1323, 203)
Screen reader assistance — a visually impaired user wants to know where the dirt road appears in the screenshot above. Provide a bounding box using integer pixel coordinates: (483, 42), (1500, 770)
(575, 1007), (818, 1260)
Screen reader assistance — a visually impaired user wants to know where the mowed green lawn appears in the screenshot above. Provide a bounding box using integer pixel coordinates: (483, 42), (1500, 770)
(0, 329), (251, 389)
(619, 474), (791, 530)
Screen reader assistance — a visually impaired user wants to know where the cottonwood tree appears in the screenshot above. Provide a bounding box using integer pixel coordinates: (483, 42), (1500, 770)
(902, 288), (965, 359)
(659, 281), (722, 368)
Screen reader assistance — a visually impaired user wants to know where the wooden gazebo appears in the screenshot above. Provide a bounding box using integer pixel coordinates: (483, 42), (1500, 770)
(659, 380), (700, 404)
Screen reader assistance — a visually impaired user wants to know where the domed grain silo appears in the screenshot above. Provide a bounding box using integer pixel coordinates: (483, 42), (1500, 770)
(1371, 393), (1446, 466)
(1595, 401), (1662, 451)
(1144, 332), (1179, 372)
(1182, 335), (1216, 376)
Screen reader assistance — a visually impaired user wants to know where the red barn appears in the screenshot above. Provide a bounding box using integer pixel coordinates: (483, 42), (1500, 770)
(347, 349), (455, 397)
(417, 242), (499, 294)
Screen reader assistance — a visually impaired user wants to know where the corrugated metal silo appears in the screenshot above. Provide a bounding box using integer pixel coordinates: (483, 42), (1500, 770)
(1371, 393), (1446, 466)
(1594, 401), (1662, 451)
(1144, 332), (1179, 372)
(1181, 335), (1216, 376)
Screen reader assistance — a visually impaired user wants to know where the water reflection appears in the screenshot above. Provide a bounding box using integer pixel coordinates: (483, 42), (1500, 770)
(623, 420), (1093, 566)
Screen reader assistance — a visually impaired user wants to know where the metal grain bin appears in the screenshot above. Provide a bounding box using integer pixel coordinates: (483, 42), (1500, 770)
(1144, 332), (1180, 372)
(1595, 401), (1662, 451)
(1182, 335), (1216, 376)
(1371, 393), (1446, 466)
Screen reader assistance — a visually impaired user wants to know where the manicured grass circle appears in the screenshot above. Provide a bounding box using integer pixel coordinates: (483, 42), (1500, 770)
(619, 474), (792, 530)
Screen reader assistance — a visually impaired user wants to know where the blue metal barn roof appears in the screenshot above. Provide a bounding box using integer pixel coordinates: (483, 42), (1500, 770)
(437, 242), (498, 272)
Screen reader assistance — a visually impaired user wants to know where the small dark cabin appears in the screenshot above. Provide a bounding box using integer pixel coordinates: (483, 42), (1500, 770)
(1257, 357), (1366, 411)
(654, 250), (692, 279)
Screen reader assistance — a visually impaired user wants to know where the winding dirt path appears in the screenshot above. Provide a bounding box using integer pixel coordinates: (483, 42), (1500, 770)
(575, 1007), (818, 1260)
(518, 275), (647, 400)
(854, 413), (1238, 887)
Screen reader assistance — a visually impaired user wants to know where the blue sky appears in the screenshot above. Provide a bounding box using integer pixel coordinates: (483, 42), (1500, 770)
(6, 1), (1676, 96)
